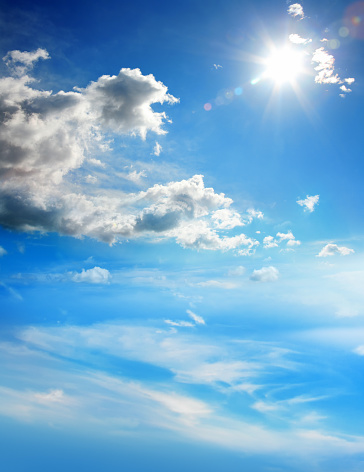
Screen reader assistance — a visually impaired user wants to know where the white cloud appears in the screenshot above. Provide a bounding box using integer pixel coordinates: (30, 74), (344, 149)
(340, 85), (352, 93)
(345, 78), (355, 85)
(195, 280), (237, 289)
(263, 235), (278, 249)
(72, 266), (111, 284)
(172, 219), (259, 253)
(187, 309), (206, 325)
(34, 389), (67, 404)
(312, 48), (341, 85)
(0, 52), (252, 251)
(228, 266), (245, 277)
(213, 64), (222, 70)
(211, 208), (244, 229)
(164, 320), (195, 327)
(287, 3), (304, 18)
(354, 346), (364, 356)
(297, 195), (319, 212)
(0, 245), (7, 257)
(317, 243), (354, 257)
(289, 34), (312, 44)
(3, 48), (50, 76)
(244, 208), (264, 224)
(153, 141), (162, 156)
(250, 266), (279, 282)
(264, 231), (300, 249)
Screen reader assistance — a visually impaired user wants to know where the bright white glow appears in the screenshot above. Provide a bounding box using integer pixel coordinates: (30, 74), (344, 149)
(264, 47), (303, 84)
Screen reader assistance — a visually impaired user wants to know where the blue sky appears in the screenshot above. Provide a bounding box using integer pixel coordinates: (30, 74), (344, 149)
(1, 0), (364, 470)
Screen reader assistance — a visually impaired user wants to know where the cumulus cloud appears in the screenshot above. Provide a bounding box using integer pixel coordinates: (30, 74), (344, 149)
(2, 48), (50, 76)
(0, 50), (257, 253)
(0, 246), (7, 257)
(317, 244), (354, 258)
(340, 85), (352, 93)
(287, 3), (304, 18)
(297, 195), (319, 212)
(289, 34), (311, 44)
(264, 231), (300, 249)
(312, 48), (341, 85)
(250, 266), (279, 282)
(72, 266), (111, 284)
(211, 209), (244, 229)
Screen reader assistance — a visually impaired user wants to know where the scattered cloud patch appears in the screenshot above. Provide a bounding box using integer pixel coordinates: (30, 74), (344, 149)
(312, 48), (341, 84)
(196, 280), (237, 289)
(354, 346), (364, 356)
(297, 195), (319, 212)
(0, 246), (7, 257)
(264, 231), (300, 249)
(289, 34), (311, 44)
(3, 48), (50, 76)
(72, 266), (111, 284)
(228, 266), (245, 277)
(213, 64), (222, 70)
(287, 3), (304, 18)
(317, 244), (354, 257)
(153, 141), (162, 156)
(187, 309), (206, 325)
(164, 320), (194, 327)
(250, 266), (279, 282)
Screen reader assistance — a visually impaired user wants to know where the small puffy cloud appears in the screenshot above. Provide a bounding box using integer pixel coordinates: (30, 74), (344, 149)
(244, 208), (264, 224)
(72, 266), (111, 284)
(317, 243), (354, 257)
(250, 266), (279, 282)
(85, 175), (97, 184)
(287, 3), (304, 18)
(213, 64), (222, 69)
(340, 85), (352, 93)
(297, 195), (319, 212)
(3, 48), (50, 76)
(263, 235), (278, 249)
(312, 48), (341, 85)
(264, 231), (300, 249)
(153, 141), (162, 156)
(345, 78), (355, 85)
(0, 246), (7, 257)
(187, 309), (206, 325)
(289, 34), (312, 44)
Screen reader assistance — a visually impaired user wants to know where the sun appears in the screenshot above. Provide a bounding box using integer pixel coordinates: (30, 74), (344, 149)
(264, 46), (304, 84)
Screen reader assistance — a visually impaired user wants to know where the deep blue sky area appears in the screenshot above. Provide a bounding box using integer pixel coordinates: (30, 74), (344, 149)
(1, 0), (364, 471)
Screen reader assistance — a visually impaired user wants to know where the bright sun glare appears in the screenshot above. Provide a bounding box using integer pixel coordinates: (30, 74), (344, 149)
(264, 47), (303, 84)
